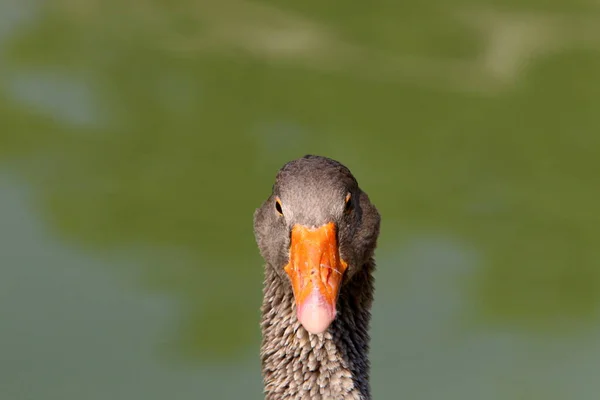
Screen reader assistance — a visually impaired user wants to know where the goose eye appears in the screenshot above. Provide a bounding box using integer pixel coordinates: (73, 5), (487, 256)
(275, 197), (284, 215)
(344, 192), (352, 213)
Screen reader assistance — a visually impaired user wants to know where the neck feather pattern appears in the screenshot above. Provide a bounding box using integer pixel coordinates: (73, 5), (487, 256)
(260, 263), (374, 400)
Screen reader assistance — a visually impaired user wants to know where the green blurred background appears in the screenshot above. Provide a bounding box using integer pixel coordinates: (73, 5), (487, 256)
(1, 0), (600, 399)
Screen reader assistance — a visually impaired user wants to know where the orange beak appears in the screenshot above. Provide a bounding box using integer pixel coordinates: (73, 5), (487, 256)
(284, 222), (348, 334)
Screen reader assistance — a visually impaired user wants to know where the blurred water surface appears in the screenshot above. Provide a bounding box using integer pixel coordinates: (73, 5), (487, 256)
(1, 0), (600, 399)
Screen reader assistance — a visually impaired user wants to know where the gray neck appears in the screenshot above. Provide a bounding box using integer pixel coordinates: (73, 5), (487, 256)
(260, 263), (374, 400)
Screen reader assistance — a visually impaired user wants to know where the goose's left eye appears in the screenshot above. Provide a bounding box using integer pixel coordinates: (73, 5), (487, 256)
(344, 192), (353, 213)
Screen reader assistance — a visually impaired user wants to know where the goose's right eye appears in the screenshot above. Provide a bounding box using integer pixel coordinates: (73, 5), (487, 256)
(275, 197), (284, 216)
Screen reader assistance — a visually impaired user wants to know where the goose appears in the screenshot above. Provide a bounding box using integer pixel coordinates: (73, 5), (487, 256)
(254, 155), (381, 399)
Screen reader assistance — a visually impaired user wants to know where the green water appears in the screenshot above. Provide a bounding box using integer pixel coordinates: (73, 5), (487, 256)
(1, 0), (600, 399)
